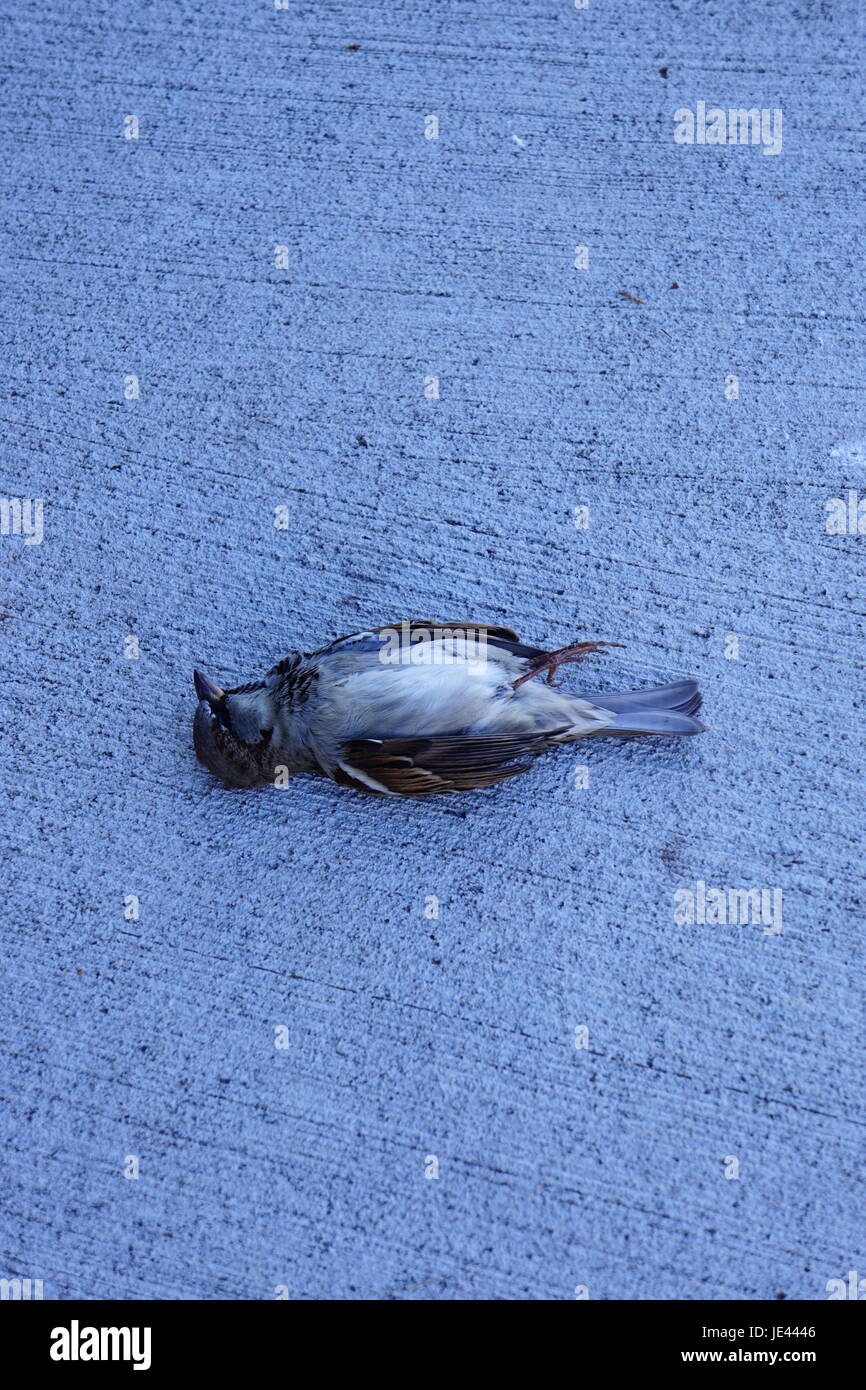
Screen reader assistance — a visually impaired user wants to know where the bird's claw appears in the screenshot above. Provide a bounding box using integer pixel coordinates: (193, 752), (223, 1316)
(513, 640), (624, 690)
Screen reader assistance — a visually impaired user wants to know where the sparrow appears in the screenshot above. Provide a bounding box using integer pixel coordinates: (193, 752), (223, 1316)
(192, 621), (705, 797)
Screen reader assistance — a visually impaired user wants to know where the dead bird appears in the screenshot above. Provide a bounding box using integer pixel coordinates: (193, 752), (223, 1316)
(193, 620), (705, 797)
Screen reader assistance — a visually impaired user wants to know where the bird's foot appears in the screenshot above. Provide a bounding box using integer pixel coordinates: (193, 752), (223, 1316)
(512, 640), (623, 689)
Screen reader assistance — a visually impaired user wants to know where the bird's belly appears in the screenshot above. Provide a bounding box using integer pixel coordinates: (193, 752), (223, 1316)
(315, 661), (509, 739)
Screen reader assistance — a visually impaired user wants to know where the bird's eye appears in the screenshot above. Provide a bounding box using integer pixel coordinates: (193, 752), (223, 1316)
(209, 704), (230, 731)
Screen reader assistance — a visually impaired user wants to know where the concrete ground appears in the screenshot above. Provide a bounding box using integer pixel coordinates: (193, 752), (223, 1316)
(1, 1), (863, 1299)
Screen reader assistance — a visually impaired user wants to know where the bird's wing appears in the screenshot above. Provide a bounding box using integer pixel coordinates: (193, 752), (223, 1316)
(316, 621), (545, 664)
(330, 728), (569, 797)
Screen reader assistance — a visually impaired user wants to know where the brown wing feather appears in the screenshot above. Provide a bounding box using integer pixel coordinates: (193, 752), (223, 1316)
(333, 729), (569, 797)
(376, 620), (522, 642)
(321, 621), (545, 663)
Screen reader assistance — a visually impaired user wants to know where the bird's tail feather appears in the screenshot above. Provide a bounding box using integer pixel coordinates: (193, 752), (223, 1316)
(584, 679), (705, 736)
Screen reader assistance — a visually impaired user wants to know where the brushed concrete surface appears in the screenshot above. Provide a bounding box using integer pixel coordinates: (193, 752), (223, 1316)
(1, 0), (863, 1299)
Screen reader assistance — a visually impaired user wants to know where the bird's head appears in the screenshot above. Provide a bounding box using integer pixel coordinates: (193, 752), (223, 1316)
(192, 669), (279, 788)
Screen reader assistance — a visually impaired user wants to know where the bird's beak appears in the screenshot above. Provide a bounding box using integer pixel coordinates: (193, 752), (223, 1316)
(194, 669), (226, 705)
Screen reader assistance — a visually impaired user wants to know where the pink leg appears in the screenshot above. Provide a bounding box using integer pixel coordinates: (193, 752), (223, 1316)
(512, 640), (623, 689)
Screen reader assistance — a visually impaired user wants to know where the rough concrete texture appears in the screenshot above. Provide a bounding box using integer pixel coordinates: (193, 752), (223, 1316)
(1, 1), (863, 1299)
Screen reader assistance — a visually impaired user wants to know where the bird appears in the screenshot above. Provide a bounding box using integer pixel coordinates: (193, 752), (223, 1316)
(192, 620), (705, 797)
